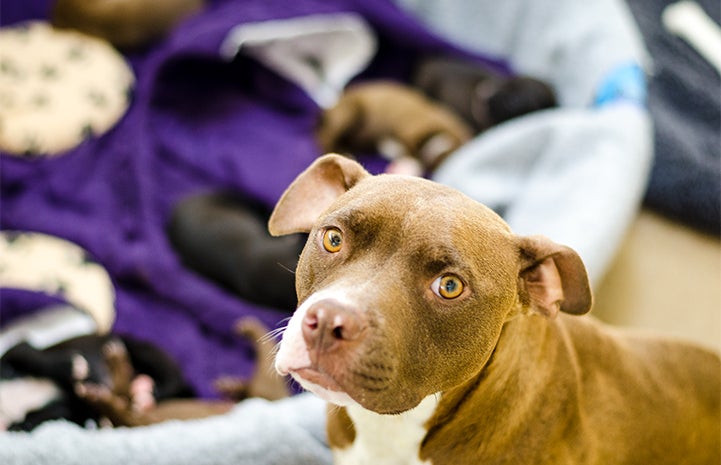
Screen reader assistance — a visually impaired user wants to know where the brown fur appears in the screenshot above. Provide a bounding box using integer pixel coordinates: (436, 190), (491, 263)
(52, 0), (204, 49)
(270, 154), (721, 464)
(327, 404), (356, 449)
(317, 81), (473, 171)
(422, 316), (720, 464)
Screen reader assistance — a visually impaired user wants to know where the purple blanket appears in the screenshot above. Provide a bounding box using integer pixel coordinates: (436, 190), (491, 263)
(0, 0), (506, 397)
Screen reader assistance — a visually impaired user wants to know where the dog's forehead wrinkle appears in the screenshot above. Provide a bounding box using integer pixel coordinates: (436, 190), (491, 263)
(411, 242), (464, 277)
(340, 175), (507, 233)
(328, 207), (374, 233)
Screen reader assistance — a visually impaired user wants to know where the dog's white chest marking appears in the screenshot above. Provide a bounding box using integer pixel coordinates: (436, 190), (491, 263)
(334, 394), (440, 465)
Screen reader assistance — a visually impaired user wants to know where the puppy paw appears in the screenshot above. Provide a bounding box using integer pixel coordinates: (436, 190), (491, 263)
(102, 338), (134, 396)
(76, 381), (141, 427)
(129, 374), (156, 412)
(102, 338), (128, 362)
(71, 353), (89, 381)
(76, 381), (124, 410)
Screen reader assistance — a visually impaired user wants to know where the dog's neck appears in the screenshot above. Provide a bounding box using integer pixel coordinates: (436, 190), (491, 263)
(420, 314), (587, 463)
(328, 314), (583, 465)
(333, 394), (440, 465)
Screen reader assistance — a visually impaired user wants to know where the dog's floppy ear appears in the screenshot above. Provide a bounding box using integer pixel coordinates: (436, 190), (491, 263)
(269, 154), (370, 236)
(517, 235), (592, 318)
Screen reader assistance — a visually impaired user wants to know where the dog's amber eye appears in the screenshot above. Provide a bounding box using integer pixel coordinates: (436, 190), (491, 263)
(433, 274), (464, 299)
(322, 228), (343, 253)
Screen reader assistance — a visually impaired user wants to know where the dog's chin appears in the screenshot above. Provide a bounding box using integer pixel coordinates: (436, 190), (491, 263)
(291, 370), (358, 407)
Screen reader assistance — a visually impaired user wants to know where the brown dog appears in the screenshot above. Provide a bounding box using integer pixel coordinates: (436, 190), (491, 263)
(317, 81), (473, 174)
(269, 154), (720, 465)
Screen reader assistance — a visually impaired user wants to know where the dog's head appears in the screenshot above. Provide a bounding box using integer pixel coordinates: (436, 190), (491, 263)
(270, 154), (591, 414)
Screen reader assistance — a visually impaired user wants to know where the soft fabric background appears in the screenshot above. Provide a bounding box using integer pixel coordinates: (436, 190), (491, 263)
(0, 0), (718, 463)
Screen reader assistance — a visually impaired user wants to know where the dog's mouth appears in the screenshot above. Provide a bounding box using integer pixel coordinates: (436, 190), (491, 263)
(289, 367), (358, 407)
(274, 296), (400, 409)
(291, 367), (344, 392)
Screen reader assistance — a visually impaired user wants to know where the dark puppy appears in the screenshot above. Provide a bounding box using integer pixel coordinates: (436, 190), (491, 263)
(413, 56), (558, 132)
(76, 318), (290, 427)
(2, 334), (191, 430)
(167, 192), (304, 311)
(3, 318), (289, 429)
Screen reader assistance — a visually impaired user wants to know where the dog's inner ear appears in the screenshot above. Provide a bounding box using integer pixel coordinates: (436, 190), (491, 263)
(517, 235), (593, 318)
(268, 154), (370, 236)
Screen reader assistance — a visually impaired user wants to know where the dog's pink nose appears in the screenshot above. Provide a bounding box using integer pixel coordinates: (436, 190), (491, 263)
(302, 300), (366, 353)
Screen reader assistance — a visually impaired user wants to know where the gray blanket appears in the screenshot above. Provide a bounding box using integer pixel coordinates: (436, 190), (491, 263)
(0, 394), (331, 465)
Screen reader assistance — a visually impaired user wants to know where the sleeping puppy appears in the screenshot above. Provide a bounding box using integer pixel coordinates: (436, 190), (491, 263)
(2, 318), (289, 429)
(167, 192), (305, 311)
(2, 334), (192, 430)
(51, 0), (204, 49)
(316, 81), (474, 175)
(76, 318), (290, 427)
(413, 56), (558, 132)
